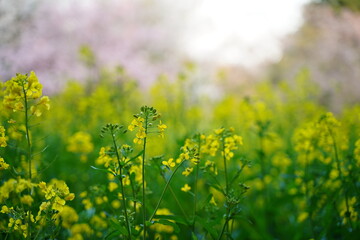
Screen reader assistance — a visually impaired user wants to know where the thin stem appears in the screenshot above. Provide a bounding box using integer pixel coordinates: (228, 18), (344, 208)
(193, 162), (199, 230)
(221, 136), (230, 239)
(142, 115), (148, 240)
(159, 172), (190, 221)
(193, 134), (201, 231)
(22, 85), (32, 181)
(149, 159), (186, 221)
(111, 132), (132, 240)
(168, 184), (190, 222)
(217, 216), (230, 240)
(222, 138), (229, 195)
(129, 173), (138, 220)
(303, 148), (316, 239)
(327, 125), (353, 229)
(22, 82), (32, 240)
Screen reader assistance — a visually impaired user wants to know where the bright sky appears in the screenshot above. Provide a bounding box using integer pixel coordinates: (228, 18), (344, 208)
(181, 0), (311, 67)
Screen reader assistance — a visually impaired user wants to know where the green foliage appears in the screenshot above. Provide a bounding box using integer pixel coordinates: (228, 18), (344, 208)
(0, 68), (359, 239)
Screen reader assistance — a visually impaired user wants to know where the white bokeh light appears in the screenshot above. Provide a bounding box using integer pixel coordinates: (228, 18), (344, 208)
(181, 0), (311, 67)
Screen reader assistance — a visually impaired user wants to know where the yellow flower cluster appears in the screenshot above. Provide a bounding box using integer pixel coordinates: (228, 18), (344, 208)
(0, 157), (9, 170)
(182, 167), (193, 176)
(128, 106), (167, 144)
(37, 179), (75, 222)
(0, 125), (7, 147)
(162, 158), (176, 168)
(68, 223), (94, 240)
(67, 131), (94, 162)
(0, 178), (75, 237)
(2, 71), (50, 116)
(354, 139), (360, 167)
(339, 197), (358, 225)
(0, 125), (9, 174)
(157, 120), (167, 138)
(128, 117), (146, 144)
(202, 134), (220, 156)
(293, 112), (345, 167)
(201, 128), (243, 160)
(0, 178), (34, 203)
(7, 211), (35, 238)
(223, 134), (243, 160)
(96, 147), (114, 167)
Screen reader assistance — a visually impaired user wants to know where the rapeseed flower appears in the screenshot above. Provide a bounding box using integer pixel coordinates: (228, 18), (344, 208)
(0, 126), (7, 147)
(181, 183), (191, 192)
(162, 158), (176, 168)
(0, 157), (10, 170)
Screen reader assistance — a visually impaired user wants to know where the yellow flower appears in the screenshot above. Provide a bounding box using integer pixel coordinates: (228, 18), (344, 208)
(162, 158), (175, 168)
(52, 196), (66, 212)
(58, 205), (79, 228)
(136, 130), (146, 139)
(158, 121), (167, 138)
(181, 184), (191, 192)
(128, 117), (145, 131)
(1, 205), (13, 214)
(133, 126), (146, 144)
(182, 167), (193, 177)
(3, 71), (49, 114)
(214, 128), (225, 135)
(108, 182), (118, 192)
(133, 137), (144, 145)
(111, 200), (121, 209)
(67, 131), (94, 156)
(150, 208), (175, 233)
(0, 126), (7, 147)
(297, 212), (309, 223)
(210, 196), (217, 206)
(65, 193), (75, 201)
(20, 195), (34, 206)
(0, 157), (10, 170)
(30, 96), (51, 117)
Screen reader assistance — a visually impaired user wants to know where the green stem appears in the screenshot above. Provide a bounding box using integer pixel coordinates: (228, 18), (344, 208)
(222, 138), (229, 195)
(129, 173), (138, 220)
(112, 132), (132, 240)
(160, 173), (190, 222)
(168, 185), (190, 222)
(193, 134), (201, 231)
(22, 84), (32, 182)
(193, 161), (199, 230)
(149, 159), (186, 221)
(142, 116), (148, 240)
(327, 125), (353, 229)
(303, 149), (316, 239)
(221, 136), (230, 239)
(217, 216), (230, 240)
(22, 82), (32, 240)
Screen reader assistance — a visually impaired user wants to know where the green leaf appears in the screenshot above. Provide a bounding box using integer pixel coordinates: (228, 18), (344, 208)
(104, 229), (121, 239)
(192, 232), (199, 240)
(126, 150), (144, 164)
(198, 194), (213, 211)
(90, 165), (114, 175)
(109, 218), (128, 236)
(207, 182), (225, 195)
(195, 216), (218, 239)
(120, 148), (127, 158)
(153, 214), (189, 226)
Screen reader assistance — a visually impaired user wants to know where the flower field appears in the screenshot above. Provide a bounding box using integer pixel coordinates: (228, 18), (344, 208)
(0, 69), (359, 240)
